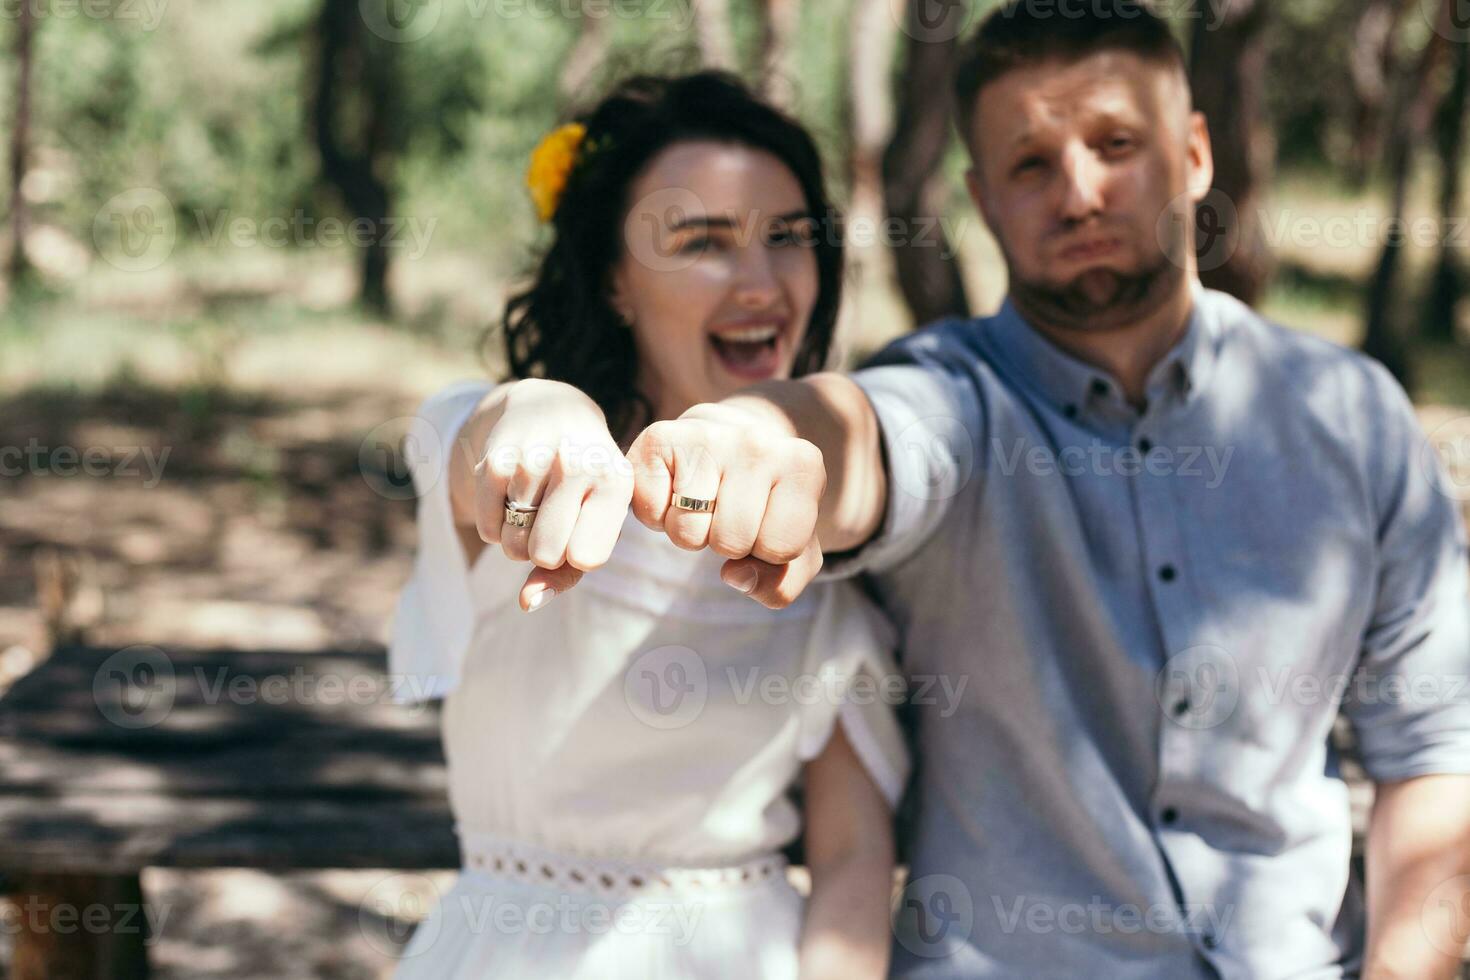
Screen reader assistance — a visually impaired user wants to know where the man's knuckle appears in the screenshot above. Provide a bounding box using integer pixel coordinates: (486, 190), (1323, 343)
(758, 532), (805, 563)
(708, 528), (751, 559)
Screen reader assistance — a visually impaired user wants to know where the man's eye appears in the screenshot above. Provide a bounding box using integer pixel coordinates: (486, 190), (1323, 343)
(1105, 135), (1137, 155)
(1013, 157), (1045, 176)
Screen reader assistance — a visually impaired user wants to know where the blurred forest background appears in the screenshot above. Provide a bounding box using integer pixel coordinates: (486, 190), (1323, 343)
(0, 0), (1468, 976)
(2, 0), (1468, 379)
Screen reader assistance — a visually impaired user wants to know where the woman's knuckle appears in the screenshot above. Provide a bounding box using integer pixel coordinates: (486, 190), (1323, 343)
(566, 543), (607, 572)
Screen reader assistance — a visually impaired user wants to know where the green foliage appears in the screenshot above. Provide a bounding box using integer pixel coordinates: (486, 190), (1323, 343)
(0, 0), (1461, 340)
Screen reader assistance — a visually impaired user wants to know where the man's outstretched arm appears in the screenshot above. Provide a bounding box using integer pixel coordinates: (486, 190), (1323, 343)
(718, 373), (888, 555)
(1362, 774), (1470, 979)
(626, 371), (888, 608)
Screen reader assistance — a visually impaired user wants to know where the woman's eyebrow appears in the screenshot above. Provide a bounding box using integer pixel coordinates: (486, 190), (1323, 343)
(668, 214), (731, 232)
(668, 209), (812, 232)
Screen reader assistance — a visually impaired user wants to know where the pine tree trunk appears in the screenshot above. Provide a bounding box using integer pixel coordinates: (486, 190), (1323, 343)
(560, 9), (609, 101)
(758, 0), (800, 108)
(839, 0), (899, 347)
(1188, 0), (1273, 306)
(1423, 24), (1468, 341)
(1362, 0), (1458, 386)
(7, 0), (36, 288)
(691, 0), (737, 71)
(311, 0), (396, 316)
(1346, 0), (1406, 187)
(882, 2), (969, 328)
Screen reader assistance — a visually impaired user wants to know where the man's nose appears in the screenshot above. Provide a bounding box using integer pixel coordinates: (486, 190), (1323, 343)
(1058, 143), (1106, 222)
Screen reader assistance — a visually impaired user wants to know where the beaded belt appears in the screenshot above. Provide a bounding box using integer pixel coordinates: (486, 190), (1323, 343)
(458, 831), (788, 899)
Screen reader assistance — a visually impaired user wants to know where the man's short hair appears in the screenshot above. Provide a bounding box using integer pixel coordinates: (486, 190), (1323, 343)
(952, 0), (1188, 145)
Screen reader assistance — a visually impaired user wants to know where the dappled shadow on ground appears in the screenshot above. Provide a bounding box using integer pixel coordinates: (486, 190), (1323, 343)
(0, 378), (424, 662)
(0, 377), (445, 979)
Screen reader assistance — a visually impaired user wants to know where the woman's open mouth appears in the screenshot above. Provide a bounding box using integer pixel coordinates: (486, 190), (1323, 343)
(708, 321), (784, 380)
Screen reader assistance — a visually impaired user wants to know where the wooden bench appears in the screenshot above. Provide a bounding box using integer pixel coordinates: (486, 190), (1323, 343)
(1, 645), (1462, 977)
(0, 643), (457, 978)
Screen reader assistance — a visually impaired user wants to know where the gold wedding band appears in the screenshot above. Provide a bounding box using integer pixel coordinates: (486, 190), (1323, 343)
(671, 493), (715, 513)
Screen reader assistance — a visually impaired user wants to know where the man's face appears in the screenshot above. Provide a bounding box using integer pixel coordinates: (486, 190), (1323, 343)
(964, 50), (1213, 333)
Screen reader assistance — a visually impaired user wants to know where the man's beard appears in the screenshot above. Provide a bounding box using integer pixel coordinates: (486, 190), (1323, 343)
(1008, 241), (1185, 335)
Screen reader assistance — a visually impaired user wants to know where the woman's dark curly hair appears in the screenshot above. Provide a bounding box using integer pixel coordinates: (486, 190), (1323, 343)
(498, 70), (844, 444)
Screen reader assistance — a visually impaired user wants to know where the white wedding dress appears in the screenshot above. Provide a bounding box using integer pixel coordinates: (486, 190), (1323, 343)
(387, 381), (909, 979)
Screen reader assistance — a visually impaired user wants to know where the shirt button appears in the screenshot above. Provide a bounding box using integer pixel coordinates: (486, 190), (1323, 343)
(1090, 378), (1109, 397)
(1160, 806), (1179, 825)
(1171, 698), (1190, 717)
(1201, 933), (1219, 950)
(1063, 403), (1078, 419)
(1158, 564), (1177, 582)
(1138, 437), (1153, 453)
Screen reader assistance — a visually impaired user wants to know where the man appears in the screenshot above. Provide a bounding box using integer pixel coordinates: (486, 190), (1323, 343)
(511, 2), (1470, 976)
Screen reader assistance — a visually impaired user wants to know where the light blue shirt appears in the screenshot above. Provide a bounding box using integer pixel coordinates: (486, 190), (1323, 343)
(822, 284), (1470, 978)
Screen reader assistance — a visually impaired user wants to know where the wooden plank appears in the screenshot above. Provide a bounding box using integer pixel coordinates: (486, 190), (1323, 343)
(0, 793), (459, 873)
(0, 644), (459, 874)
(0, 645), (439, 746)
(0, 738), (449, 797)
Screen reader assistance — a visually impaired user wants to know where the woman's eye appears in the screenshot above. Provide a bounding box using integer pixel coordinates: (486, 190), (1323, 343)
(769, 220), (817, 246)
(675, 235), (710, 256)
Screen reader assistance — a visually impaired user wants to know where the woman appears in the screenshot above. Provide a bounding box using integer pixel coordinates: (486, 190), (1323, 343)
(389, 71), (907, 979)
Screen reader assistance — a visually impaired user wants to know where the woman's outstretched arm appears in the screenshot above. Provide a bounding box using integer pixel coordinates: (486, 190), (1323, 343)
(798, 722), (897, 980)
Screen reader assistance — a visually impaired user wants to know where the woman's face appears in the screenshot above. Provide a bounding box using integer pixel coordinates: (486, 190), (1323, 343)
(609, 141), (821, 422)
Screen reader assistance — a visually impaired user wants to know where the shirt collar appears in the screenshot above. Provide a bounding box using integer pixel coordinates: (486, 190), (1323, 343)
(985, 279), (1218, 419)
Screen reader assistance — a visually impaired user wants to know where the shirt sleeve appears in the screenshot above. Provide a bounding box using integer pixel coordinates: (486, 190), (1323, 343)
(818, 322), (987, 581)
(1341, 361), (1470, 781)
(796, 581), (911, 809)
(387, 379), (499, 704)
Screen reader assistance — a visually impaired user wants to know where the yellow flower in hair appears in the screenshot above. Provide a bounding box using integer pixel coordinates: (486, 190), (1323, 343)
(526, 122), (588, 223)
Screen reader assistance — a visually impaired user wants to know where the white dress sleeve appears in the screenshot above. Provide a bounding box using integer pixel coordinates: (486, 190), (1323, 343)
(795, 581), (911, 809)
(387, 379), (499, 704)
